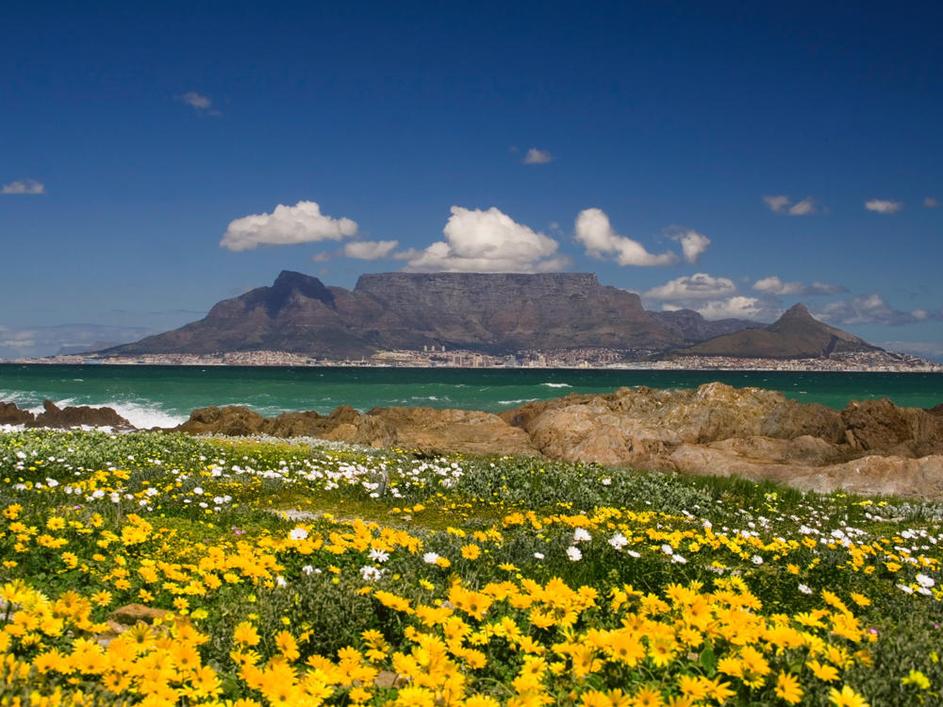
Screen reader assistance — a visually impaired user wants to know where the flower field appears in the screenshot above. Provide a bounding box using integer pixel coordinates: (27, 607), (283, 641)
(1, 430), (942, 706)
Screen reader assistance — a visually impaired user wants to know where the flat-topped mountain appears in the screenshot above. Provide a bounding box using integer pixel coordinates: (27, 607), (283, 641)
(105, 272), (879, 360)
(107, 271), (681, 357)
(684, 303), (881, 358)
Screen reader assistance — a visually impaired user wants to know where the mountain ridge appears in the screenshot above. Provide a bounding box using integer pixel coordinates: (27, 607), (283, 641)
(105, 271), (877, 360)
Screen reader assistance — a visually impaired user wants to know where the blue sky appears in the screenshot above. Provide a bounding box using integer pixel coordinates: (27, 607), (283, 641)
(1, 1), (941, 357)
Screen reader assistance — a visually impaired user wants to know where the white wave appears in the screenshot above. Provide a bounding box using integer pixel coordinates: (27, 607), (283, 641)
(410, 395), (449, 402)
(497, 398), (539, 405)
(540, 382), (572, 388)
(106, 402), (186, 429)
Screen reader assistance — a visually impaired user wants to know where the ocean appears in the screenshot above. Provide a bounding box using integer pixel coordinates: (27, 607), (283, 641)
(2, 364), (942, 429)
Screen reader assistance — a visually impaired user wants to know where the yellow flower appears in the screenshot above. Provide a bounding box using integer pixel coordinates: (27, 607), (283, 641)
(901, 669), (931, 690)
(775, 672), (803, 704)
(233, 621), (260, 646)
(828, 685), (869, 707)
(461, 544), (482, 560)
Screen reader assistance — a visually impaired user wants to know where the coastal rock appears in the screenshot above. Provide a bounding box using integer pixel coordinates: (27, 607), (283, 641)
(841, 399), (943, 457)
(503, 383), (846, 465)
(926, 403), (943, 417)
(177, 406), (266, 436)
(367, 407), (537, 456)
(28, 400), (133, 430)
(263, 406), (360, 437)
(0, 402), (34, 426)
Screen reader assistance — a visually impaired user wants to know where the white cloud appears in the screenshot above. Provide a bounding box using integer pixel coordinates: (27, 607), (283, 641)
(752, 275), (845, 296)
(762, 195), (817, 215)
(878, 341), (943, 361)
(865, 199), (903, 214)
(178, 91), (219, 114)
(343, 240), (400, 260)
(220, 201), (358, 252)
(644, 273), (736, 301)
(404, 206), (568, 273)
(672, 230), (711, 264)
(0, 323), (154, 359)
(816, 294), (940, 326)
(1, 179), (45, 195)
(523, 148), (553, 165)
(695, 296), (772, 321)
(925, 196), (939, 209)
(575, 208), (678, 266)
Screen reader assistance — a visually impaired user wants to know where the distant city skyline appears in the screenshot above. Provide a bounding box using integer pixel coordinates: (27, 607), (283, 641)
(1, 2), (941, 358)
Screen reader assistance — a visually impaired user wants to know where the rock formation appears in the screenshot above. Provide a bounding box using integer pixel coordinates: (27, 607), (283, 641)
(28, 400), (132, 430)
(170, 383), (943, 498)
(0, 402), (34, 426)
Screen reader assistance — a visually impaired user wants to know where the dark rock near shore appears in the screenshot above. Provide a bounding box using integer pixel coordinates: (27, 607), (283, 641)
(28, 400), (133, 430)
(177, 406), (267, 436)
(928, 404), (943, 417)
(0, 402), (35, 425)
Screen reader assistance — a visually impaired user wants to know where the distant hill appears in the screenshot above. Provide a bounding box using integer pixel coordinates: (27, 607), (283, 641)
(683, 303), (881, 359)
(104, 272), (880, 361)
(106, 271), (682, 358)
(649, 309), (764, 344)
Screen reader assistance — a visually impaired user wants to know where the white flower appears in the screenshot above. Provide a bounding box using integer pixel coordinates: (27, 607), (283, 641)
(573, 527), (592, 543)
(751, 555), (764, 565)
(289, 527), (309, 541)
(275, 575), (287, 587)
(192, 486), (204, 495)
(798, 583), (813, 595)
(369, 549), (390, 563)
(360, 566), (383, 582)
(566, 546), (583, 562)
(916, 573), (936, 588)
(897, 584), (914, 594)
(671, 554), (688, 564)
(661, 544), (674, 556)
(533, 552), (545, 560)
(302, 565), (315, 575)
(45, 477), (59, 488)
(145, 487), (159, 497)
(608, 533), (628, 550)
(600, 477), (612, 486)
(423, 552), (441, 564)
(626, 550), (641, 558)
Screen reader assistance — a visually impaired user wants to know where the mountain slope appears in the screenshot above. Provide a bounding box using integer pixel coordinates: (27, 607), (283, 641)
(684, 304), (881, 358)
(649, 309), (764, 344)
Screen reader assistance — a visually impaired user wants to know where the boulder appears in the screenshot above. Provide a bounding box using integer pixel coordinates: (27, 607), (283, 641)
(264, 405), (360, 437)
(176, 406), (265, 436)
(841, 399), (943, 456)
(28, 400), (133, 430)
(926, 403), (943, 417)
(367, 407), (537, 456)
(0, 402), (34, 425)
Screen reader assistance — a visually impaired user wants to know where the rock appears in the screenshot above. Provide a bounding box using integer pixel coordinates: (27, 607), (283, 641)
(504, 383), (845, 466)
(926, 403), (943, 417)
(28, 400), (133, 430)
(366, 407), (537, 456)
(264, 405), (360, 437)
(0, 402), (34, 425)
(176, 406), (266, 436)
(841, 399), (943, 457)
(109, 603), (168, 625)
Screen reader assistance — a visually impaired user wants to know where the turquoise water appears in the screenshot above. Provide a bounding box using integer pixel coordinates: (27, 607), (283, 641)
(2, 364), (942, 428)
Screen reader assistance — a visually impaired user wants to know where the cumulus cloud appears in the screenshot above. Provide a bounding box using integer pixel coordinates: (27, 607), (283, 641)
(1, 179), (45, 195)
(220, 201), (358, 252)
(671, 230), (711, 264)
(694, 296), (774, 321)
(343, 240), (400, 260)
(762, 195), (817, 215)
(865, 199), (903, 214)
(816, 294), (940, 326)
(575, 208), (678, 266)
(752, 276), (845, 296)
(403, 206), (567, 273)
(925, 196), (940, 209)
(644, 273), (737, 301)
(178, 91), (219, 115)
(522, 148), (553, 165)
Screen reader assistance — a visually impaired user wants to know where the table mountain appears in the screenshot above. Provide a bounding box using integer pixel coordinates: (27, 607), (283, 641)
(684, 303), (881, 358)
(106, 271), (683, 357)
